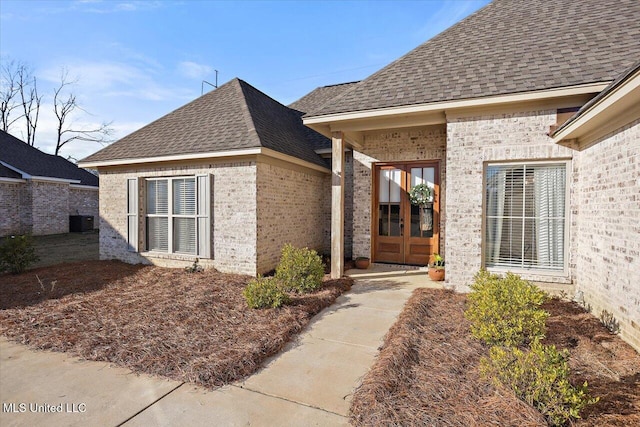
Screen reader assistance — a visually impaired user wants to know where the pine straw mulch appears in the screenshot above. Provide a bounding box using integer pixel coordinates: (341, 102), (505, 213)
(0, 260), (353, 389)
(350, 288), (640, 427)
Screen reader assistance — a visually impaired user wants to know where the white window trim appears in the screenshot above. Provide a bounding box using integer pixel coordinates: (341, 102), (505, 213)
(144, 175), (210, 257)
(482, 159), (571, 277)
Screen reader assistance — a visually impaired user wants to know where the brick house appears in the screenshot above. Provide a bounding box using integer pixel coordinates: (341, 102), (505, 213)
(80, 0), (640, 349)
(1, 131), (99, 236)
(80, 79), (331, 275)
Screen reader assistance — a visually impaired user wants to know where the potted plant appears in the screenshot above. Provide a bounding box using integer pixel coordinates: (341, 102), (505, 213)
(355, 256), (370, 269)
(428, 253), (445, 281)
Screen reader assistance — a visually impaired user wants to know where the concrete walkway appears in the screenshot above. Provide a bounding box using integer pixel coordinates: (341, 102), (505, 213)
(0, 265), (439, 426)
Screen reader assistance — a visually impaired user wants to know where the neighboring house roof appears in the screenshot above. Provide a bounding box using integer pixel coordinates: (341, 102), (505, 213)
(0, 131), (99, 186)
(308, 0), (640, 117)
(0, 164), (22, 179)
(81, 78), (328, 168)
(288, 82), (360, 151)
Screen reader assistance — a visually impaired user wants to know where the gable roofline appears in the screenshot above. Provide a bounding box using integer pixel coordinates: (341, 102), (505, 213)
(79, 146), (330, 173)
(551, 60), (640, 146)
(304, 81), (609, 134)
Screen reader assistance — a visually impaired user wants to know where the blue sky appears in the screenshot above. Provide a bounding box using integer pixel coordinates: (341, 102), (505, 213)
(0, 0), (489, 160)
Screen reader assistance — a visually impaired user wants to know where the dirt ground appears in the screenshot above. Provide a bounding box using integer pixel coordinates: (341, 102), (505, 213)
(0, 260), (352, 389)
(350, 288), (640, 427)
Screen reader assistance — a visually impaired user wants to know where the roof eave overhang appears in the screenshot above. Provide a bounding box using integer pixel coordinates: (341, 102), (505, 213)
(0, 161), (81, 184)
(79, 147), (330, 174)
(304, 82), (610, 137)
(552, 73), (640, 148)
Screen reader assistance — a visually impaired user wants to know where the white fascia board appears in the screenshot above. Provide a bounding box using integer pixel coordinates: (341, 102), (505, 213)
(0, 177), (27, 183)
(78, 147), (330, 173)
(31, 176), (81, 184)
(69, 184), (99, 190)
(552, 72), (640, 144)
(78, 148), (263, 168)
(304, 82), (610, 125)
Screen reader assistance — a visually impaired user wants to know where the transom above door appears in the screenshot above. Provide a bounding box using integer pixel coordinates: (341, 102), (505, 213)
(373, 161), (440, 265)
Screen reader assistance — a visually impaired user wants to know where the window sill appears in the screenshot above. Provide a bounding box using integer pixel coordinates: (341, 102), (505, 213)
(140, 251), (201, 261)
(486, 267), (572, 285)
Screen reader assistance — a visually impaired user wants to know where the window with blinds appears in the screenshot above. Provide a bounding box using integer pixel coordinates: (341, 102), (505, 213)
(484, 162), (567, 271)
(143, 176), (210, 257)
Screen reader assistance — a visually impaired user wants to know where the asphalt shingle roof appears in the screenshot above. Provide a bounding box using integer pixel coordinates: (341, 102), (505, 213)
(82, 78), (328, 168)
(308, 0), (640, 117)
(289, 81), (360, 114)
(0, 131), (98, 186)
(288, 82), (360, 151)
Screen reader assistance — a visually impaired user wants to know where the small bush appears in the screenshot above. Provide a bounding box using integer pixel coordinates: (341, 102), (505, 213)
(275, 244), (324, 293)
(0, 234), (39, 274)
(243, 276), (290, 309)
(185, 258), (204, 273)
(481, 341), (598, 426)
(465, 270), (548, 346)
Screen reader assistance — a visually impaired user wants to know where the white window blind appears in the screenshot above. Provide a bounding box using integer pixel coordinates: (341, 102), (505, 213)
(172, 178), (196, 254)
(485, 163), (566, 271)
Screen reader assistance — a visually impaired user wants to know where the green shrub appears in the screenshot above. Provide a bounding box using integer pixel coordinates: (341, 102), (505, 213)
(0, 234), (39, 274)
(243, 276), (290, 309)
(275, 244), (324, 293)
(481, 341), (598, 426)
(465, 270), (548, 346)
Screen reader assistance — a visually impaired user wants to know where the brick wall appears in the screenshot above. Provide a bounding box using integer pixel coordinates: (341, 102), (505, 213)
(31, 181), (70, 235)
(1, 181), (97, 237)
(256, 160), (328, 273)
(445, 109), (576, 291)
(352, 125), (447, 259)
(0, 181), (29, 236)
(574, 120), (640, 350)
(98, 161), (257, 275)
(69, 187), (99, 229)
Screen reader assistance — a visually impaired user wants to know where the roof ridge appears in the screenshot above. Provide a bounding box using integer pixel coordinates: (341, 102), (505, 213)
(234, 79), (263, 147)
(322, 80), (361, 88)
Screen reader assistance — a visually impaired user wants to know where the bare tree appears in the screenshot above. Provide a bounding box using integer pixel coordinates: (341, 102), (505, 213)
(18, 65), (41, 146)
(1, 60), (41, 141)
(0, 61), (21, 131)
(53, 69), (113, 156)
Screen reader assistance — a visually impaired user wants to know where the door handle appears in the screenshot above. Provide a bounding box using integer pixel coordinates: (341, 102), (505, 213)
(399, 218), (404, 236)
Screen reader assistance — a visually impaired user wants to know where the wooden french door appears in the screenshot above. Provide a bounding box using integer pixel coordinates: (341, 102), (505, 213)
(373, 161), (440, 266)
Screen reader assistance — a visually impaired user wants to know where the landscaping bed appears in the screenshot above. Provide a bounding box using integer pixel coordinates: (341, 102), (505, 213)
(350, 288), (640, 426)
(0, 260), (352, 389)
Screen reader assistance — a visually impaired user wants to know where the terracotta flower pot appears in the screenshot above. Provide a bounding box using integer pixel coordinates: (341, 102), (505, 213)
(355, 257), (370, 269)
(428, 267), (445, 281)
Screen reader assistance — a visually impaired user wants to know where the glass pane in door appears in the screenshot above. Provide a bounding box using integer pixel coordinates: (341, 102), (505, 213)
(378, 168), (402, 236)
